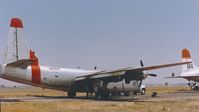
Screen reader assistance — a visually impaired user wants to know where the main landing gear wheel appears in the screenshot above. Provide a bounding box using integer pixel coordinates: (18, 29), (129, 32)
(141, 88), (146, 95)
(94, 86), (109, 100)
(67, 91), (76, 98)
(189, 82), (199, 90)
(193, 86), (199, 90)
(124, 92), (130, 96)
(100, 91), (109, 100)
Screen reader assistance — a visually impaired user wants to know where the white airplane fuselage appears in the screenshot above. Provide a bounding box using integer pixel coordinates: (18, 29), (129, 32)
(181, 69), (199, 82)
(0, 64), (141, 93)
(0, 64), (98, 91)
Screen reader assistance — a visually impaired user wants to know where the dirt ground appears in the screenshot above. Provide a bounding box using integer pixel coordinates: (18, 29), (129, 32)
(0, 86), (199, 112)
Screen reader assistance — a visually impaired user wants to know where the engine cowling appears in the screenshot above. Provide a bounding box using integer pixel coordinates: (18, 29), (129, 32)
(107, 79), (141, 93)
(124, 71), (145, 84)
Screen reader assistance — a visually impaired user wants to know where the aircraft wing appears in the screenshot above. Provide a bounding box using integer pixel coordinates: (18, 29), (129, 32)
(75, 61), (191, 81)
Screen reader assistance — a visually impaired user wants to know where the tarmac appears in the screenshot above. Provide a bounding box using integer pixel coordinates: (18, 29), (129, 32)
(1, 90), (199, 102)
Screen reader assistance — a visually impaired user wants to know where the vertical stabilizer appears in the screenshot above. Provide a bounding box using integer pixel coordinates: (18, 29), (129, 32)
(182, 48), (197, 72)
(3, 18), (30, 65)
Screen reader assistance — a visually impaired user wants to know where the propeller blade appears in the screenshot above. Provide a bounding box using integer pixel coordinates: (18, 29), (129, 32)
(148, 74), (157, 77)
(140, 60), (144, 67)
(94, 66), (97, 70)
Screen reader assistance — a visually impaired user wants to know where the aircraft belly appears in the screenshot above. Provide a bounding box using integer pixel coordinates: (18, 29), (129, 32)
(4, 66), (31, 82)
(181, 72), (199, 82)
(41, 78), (66, 89)
(185, 76), (199, 82)
(41, 69), (74, 90)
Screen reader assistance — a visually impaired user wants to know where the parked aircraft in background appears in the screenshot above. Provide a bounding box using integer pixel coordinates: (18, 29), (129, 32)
(170, 49), (199, 90)
(0, 18), (190, 100)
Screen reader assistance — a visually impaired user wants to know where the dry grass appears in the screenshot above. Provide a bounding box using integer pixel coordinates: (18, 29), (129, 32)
(0, 86), (198, 112)
(0, 87), (67, 97)
(146, 86), (191, 94)
(2, 99), (199, 112)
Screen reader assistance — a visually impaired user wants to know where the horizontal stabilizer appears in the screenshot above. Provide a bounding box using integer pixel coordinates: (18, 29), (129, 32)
(6, 59), (34, 69)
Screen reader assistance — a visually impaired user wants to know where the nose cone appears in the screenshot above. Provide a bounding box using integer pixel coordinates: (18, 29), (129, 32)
(142, 71), (148, 79)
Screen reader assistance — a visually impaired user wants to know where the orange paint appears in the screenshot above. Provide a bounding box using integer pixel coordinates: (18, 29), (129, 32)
(10, 18), (23, 28)
(30, 50), (41, 84)
(182, 48), (191, 59)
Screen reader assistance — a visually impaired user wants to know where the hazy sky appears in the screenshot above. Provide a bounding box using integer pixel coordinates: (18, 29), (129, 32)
(1, 0), (199, 86)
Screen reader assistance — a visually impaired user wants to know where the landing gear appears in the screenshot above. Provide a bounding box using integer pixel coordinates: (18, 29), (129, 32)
(188, 81), (199, 90)
(94, 84), (110, 100)
(141, 88), (146, 95)
(193, 86), (199, 90)
(95, 93), (109, 100)
(67, 90), (76, 98)
(124, 92), (130, 96)
(100, 90), (110, 100)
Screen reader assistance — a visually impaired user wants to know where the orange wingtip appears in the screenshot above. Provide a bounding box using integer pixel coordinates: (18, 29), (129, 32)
(10, 18), (23, 28)
(182, 48), (191, 59)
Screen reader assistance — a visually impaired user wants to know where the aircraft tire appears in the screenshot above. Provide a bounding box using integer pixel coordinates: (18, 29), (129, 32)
(193, 86), (199, 90)
(124, 92), (129, 96)
(141, 88), (146, 95)
(67, 91), (76, 98)
(100, 91), (109, 100)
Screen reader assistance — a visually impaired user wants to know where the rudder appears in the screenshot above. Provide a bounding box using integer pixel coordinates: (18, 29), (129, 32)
(182, 48), (197, 72)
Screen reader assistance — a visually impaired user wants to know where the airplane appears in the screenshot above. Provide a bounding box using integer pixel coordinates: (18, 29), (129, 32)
(0, 18), (191, 100)
(169, 49), (199, 90)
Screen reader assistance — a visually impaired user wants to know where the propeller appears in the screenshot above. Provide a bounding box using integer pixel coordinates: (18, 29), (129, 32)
(94, 66), (97, 70)
(148, 74), (157, 77)
(140, 60), (144, 67)
(140, 60), (157, 77)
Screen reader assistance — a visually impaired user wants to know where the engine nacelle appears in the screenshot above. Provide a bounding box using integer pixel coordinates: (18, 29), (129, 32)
(124, 71), (145, 84)
(107, 79), (141, 93)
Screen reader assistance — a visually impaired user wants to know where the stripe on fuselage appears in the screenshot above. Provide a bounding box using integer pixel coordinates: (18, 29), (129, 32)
(30, 50), (41, 84)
